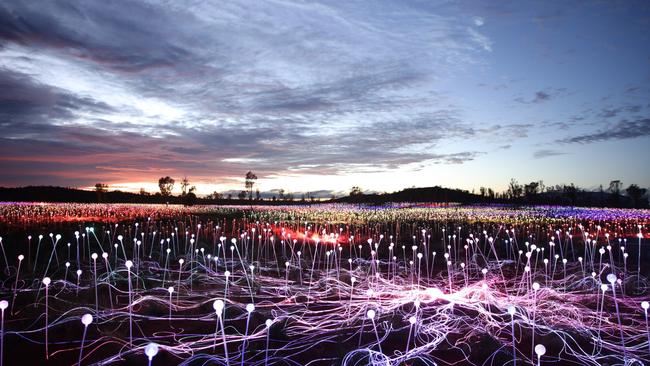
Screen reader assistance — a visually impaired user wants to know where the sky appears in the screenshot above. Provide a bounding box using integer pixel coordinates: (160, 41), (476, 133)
(0, 0), (649, 197)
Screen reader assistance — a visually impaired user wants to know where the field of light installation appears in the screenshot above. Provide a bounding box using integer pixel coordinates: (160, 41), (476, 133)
(0, 202), (648, 366)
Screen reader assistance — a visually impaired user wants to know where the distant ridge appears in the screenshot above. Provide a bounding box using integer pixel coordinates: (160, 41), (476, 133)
(0, 185), (644, 208)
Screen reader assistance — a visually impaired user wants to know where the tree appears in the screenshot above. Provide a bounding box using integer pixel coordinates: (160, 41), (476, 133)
(609, 180), (623, 195)
(139, 188), (149, 196)
(184, 185), (197, 205)
(506, 179), (523, 199)
(487, 188), (495, 199)
(206, 191), (222, 200)
(278, 189), (285, 200)
(95, 183), (108, 202)
(158, 176), (175, 197)
(563, 184), (578, 205)
(180, 176), (190, 196)
(609, 180), (623, 206)
(350, 186), (363, 196)
(238, 190), (247, 200)
(245, 171), (257, 200)
(524, 181), (540, 200)
(255, 188), (261, 201)
(626, 184), (647, 207)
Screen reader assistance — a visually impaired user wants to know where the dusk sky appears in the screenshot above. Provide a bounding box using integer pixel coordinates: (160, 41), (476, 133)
(1, 1), (649, 196)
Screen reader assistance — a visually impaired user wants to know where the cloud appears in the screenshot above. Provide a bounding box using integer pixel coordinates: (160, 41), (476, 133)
(533, 149), (567, 159)
(597, 105), (642, 119)
(515, 88), (566, 104)
(533, 91), (550, 103)
(558, 118), (650, 144)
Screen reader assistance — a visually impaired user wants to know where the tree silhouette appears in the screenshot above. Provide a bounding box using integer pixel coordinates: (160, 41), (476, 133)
(626, 184), (647, 207)
(609, 180), (623, 206)
(94, 183), (108, 202)
(158, 176), (175, 197)
(609, 180), (623, 195)
(506, 179), (523, 199)
(350, 186), (363, 196)
(180, 176), (190, 196)
(245, 171), (257, 200)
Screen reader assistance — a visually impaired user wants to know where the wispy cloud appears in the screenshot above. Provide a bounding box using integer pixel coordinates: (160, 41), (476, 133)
(558, 118), (650, 144)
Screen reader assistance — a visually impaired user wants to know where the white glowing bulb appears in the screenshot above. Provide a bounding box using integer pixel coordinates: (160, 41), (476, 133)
(213, 299), (224, 314)
(367, 309), (376, 319)
(145, 342), (159, 360)
(80, 313), (94, 327)
(606, 274), (617, 284)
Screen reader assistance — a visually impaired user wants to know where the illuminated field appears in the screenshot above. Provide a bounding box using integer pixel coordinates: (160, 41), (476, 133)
(0, 203), (648, 365)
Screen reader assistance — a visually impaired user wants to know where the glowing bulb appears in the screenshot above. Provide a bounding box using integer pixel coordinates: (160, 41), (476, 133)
(213, 299), (224, 314)
(145, 342), (159, 360)
(81, 313), (93, 326)
(606, 274), (617, 284)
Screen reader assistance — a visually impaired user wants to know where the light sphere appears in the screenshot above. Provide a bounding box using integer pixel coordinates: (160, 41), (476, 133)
(534, 344), (546, 356)
(507, 306), (516, 316)
(42, 277), (51, 286)
(168, 286), (174, 294)
(367, 309), (376, 319)
(642, 301), (649, 310)
(125, 260), (133, 269)
(246, 303), (255, 313)
(408, 316), (416, 325)
(606, 274), (617, 284)
(145, 342), (159, 359)
(81, 313), (93, 326)
(213, 299), (224, 313)
(265, 319), (273, 328)
(0, 300), (8, 310)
